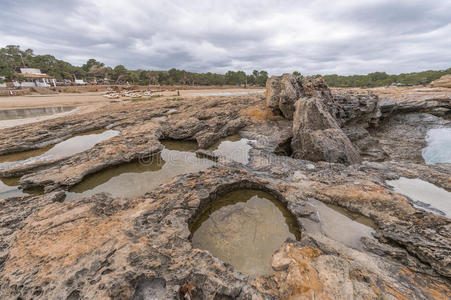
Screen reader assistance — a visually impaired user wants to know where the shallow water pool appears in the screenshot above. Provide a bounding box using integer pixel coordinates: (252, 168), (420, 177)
(422, 128), (451, 164)
(387, 177), (451, 218)
(301, 199), (376, 250)
(65, 140), (215, 200)
(0, 106), (76, 120)
(190, 189), (300, 276)
(0, 129), (119, 170)
(209, 135), (253, 164)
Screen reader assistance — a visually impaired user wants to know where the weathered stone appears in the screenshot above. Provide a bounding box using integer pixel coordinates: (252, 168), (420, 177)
(0, 88), (450, 299)
(291, 97), (361, 164)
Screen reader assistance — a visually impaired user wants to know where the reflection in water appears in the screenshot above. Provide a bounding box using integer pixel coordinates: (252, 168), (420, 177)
(65, 141), (215, 200)
(190, 190), (301, 276)
(387, 177), (451, 218)
(0, 177), (42, 199)
(0, 106), (76, 120)
(0, 130), (119, 170)
(0, 147), (52, 163)
(209, 135), (253, 164)
(301, 199), (376, 250)
(422, 128), (451, 164)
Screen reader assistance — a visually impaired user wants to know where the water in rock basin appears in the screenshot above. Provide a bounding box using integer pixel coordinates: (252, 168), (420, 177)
(190, 189), (301, 276)
(0, 106), (76, 120)
(422, 128), (451, 164)
(65, 141), (215, 200)
(301, 199), (376, 250)
(0, 129), (119, 170)
(209, 135), (253, 164)
(387, 177), (451, 218)
(0, 177), (42, 199)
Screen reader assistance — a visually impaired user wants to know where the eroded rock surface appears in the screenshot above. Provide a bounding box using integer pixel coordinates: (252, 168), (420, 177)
(291, 96), (361, 164)
(0, 88), (450, 299)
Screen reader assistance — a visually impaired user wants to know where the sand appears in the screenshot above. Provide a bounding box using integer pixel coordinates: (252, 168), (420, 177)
(0, 88), (264, 109)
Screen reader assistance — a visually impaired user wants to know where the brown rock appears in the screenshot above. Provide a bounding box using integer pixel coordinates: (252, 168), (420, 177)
(266, 74), (303, 119)
(291, 97), (361, 164)
(431, 74), (451, 88)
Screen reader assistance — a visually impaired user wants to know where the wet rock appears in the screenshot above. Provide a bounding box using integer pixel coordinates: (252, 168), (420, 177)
(19, 122), (163, 191)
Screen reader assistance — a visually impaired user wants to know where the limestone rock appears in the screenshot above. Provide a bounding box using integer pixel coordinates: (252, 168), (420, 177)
(431, 74), (451, 88)
(291, 97), (361, 164)
(266, 73), (303, 119)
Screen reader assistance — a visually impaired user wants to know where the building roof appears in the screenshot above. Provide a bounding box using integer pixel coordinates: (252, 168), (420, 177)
(18, 73), (53, 78)
(20, 68), (43, 75)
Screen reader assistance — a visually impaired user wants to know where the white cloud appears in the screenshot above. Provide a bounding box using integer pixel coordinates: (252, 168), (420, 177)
(0, 0), (450, 75)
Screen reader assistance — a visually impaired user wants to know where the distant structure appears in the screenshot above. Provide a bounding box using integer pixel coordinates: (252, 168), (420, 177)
(73, 74), (87, 85)
(0, 76), (6, 88)
(15, 68), (56, 87)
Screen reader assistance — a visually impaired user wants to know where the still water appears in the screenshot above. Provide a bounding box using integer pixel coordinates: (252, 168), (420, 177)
(190, 189), (301, 276)
(0, 177), (42, 199)
(422, 128), (451, 164)
(209, 135), (253, 164)
(387, 177), (451, 218)
(0, 106), (76, 120)
(65, 141), (215, 200)
(301, 199), (376, 250)
(0, 130), (119, 170)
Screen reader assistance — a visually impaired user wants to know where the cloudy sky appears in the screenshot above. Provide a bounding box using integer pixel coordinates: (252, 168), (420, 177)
(1, 0), (450, 75)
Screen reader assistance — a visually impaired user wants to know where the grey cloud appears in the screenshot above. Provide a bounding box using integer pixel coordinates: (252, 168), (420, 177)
(0, 0), (450, 75)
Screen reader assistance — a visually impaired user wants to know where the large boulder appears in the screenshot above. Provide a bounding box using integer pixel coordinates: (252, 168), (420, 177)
(291, 97), (361, 164)
(266, 74), (303, 119)
(266, 74), (343, 121)
(265, 75), (382, 164)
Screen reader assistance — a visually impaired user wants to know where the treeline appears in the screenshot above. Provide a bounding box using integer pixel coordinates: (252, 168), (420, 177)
(1, 45), (449, 87)
(323, 70), (451, 88)
(0, 45), (268, 86)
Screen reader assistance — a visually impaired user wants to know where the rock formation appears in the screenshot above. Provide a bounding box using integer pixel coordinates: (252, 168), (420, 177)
(431, 74), (451, 88)
(266, 74), (374, 164)
(0, 86), (450, 299)
(291, 96), (361, 163)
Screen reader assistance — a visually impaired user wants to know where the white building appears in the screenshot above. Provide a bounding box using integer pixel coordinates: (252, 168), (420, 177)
(17, 68), (56, 87)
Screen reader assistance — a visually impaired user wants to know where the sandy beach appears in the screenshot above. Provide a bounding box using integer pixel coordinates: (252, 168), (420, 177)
(0, 88), (264, 109)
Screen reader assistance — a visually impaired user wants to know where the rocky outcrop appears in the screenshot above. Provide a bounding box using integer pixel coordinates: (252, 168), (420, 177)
(266, 74), (337, 120)
(431, 74), (451, 88)
(266, 74), (365, 164)
(291, 97), (361, 164)
(0, 95), (260, 192)
(266, 74), (303, 119)
(1, 88), (450, 299)
(1, 162), (450, 299)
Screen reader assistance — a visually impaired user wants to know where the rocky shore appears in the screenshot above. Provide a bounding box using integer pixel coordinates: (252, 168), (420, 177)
(0, 77), (450, 299)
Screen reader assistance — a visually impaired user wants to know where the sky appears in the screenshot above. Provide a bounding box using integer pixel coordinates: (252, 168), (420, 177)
(1, 0), (450, 75)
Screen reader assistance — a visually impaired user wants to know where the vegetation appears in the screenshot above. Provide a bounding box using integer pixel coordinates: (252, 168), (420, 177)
(0, 45), (268, 86)
(323, 70), (451, 88)
(1, 45), (449, 87)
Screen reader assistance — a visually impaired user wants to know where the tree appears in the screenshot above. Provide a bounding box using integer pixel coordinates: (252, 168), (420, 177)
(82, 59), (104, 73)
(113, 65), (128, 83)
